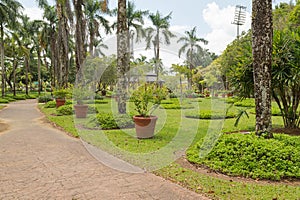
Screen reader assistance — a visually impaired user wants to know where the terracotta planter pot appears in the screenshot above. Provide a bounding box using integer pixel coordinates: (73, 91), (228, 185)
(56, 98), (66, 108)
(74, 104), (88, 118)
(133, 116), (158, 139)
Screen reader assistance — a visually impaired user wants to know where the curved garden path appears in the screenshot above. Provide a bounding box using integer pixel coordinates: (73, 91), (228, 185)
(0, 100), (208, 199)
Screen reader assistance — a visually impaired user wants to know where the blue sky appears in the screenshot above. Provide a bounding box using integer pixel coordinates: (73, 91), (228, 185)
(19, 0), (293, 68)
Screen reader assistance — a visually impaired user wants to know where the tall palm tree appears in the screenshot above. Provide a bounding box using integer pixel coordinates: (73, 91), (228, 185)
(117, 0), (129, 114)
(177, 27), (207, 90)
(252, 0), (273, 138)
(0, 0), (23, 97)
(145, 11), (175, 78)
(126, 1), (148, 58)
(56, 0), (73, 88)
(85, 0), (110, 57)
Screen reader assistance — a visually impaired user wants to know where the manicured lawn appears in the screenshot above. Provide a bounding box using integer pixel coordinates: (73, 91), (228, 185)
(39, 97), (300, 200)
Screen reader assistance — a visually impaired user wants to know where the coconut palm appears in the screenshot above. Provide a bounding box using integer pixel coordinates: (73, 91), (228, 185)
(126, 1), (148, 58)
(252, 0), (273, 137)
(56, 0), (73, 88)
(116, 0), (129, 114)
(0, 0), (23, 97)
(177, 27), (207, 90)
(85, 0), (110, 57)
(145, 11), (175, 78)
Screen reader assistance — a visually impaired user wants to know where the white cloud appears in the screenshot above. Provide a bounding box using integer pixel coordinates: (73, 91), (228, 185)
(23, 7), (43, 20)
(202, 2), (251, 54)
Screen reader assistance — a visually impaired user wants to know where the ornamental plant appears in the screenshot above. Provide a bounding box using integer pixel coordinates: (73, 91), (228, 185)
(131, 83), (168, 117)
(53, 88), (71, 99)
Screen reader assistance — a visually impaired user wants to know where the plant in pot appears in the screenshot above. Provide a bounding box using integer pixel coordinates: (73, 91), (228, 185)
(131, 83), (167, 139)
(72, 86), (92, 118)
(53, 88), (70, 108)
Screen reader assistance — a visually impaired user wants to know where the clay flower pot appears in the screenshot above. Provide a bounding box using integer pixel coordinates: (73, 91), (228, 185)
(74, 104), (88, 118)
(55, 98), (66, 108)
(133, 116), (158, 139)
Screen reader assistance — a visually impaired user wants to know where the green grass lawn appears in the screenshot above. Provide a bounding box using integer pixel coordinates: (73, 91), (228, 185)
(39, 97), (300, 200)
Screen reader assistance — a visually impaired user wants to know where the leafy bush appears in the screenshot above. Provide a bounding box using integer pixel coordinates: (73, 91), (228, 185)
(85, 112), (134, 129)
(0, 98), (9, 103)
(225, 97), (239, 104)
(84, 100), (109, 104)
(65, 100), (73, 105)
(234, 98), (255, 107)
(185, 110), (236, 119)
(187, 133), (300, 180)
(95, 93), (104, 100)
(44, 101), (56, 108)
(12, 95), (26, 100)
(248, 107), (283, 116)
(57, 105), (73, 116)
(160, 104), (194, 110)
(87, 104), (98, 114)
(38, 95), (53, 103)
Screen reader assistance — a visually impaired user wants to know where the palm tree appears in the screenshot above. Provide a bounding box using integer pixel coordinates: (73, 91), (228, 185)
(85, 0), (110, 57)
(145, 11), (175, 78)
(0, 0), (23, 97)
(56, 0), (73, 88)
(177, 27), (207, 90)
(117, 0), (129, 114)
(252, 0), (273, 138)
(126, 1), (148, 58)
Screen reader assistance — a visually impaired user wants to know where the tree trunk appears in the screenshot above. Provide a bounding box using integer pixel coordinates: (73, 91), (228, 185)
(1, 24), (5, 97)
(13, 58), (17, 96)
(117, 0), (129, 114)
(37, 47), (42, 95)
(252, 0), (273, 138)
(74, 0), (86, 83)
(25, 56), (29, 95)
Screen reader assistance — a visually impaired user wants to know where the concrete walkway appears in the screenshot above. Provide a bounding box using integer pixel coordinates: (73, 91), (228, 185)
(0, 100), (208, 200)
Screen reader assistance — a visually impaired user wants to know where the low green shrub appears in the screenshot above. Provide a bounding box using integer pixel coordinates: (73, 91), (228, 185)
(185, 110), (236, 119)
(87, 104), (98, 114)
(45, 101), (56, 108)
(65, 100), (73, 105)
(187, 133), (300, 181)
(234, 99), (255, 107)
(225, 97), (239, 104)
(57, 105), (73, 116)
(84, 100), (109, 104)
(248, 107), (283, 116)
(12, 95), (26, 100)
(160, 103), (194, 110)
(85, 112), (134, 129)
(0, 98), (9, 103)
(38, 95), (53, 103)
(160, 100), (174, 104)
(95, 94), (104, 100)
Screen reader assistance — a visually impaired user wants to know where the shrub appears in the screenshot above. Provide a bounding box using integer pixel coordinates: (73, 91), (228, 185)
(44, 101), (56, 108)
(160, 104), (194, 110)
(0, 98), (9, 103)
(57, 105), (73, 116)
(187, 133), (300, 181)
(13, 95), (26, 100)
(234, 99), (255, 107)
(95, 93), (104, 100)
(169, 93), (177, 98)
(38, 95), (53, 103)
(84, 100), (109, 104)
(225, 97), (239, 104)
(65, 100), (73, 105)
(85, 112), (134, 129)
(185, 110), (236, 119)
(87, 104), (98, 114)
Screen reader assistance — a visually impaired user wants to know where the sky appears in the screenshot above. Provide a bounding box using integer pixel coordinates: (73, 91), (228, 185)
(19, 0), (293, 68)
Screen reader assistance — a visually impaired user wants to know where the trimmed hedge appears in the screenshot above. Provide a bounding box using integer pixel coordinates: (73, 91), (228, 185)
(187, 133), (300, 181)
(44, 101), (56, 108)
(38, 95), (53, 103)
(57, 105), (73, 116)
(85, 112), (134, 130)
(233, 99), (255, 107)
(0, 98), (9, 103)
(185, 110), (236, 119)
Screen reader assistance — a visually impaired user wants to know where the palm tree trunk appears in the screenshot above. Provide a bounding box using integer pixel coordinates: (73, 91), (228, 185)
(117, 0), (129, 114)
(13, 58), (17, 96)
(37, 48), (42, 95)
(252, 0), (273, 138)
(25, 56), (29, 95)
(1, 24), (5, 97)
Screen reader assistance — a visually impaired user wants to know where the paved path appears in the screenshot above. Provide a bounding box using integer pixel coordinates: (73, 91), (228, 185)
(0, 100), (208, 200)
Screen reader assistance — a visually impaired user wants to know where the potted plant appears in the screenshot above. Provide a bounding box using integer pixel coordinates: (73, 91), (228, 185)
(53, 88), (70, 108)
(72, 86), (91, 118)
(131, 83), (167, 139)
